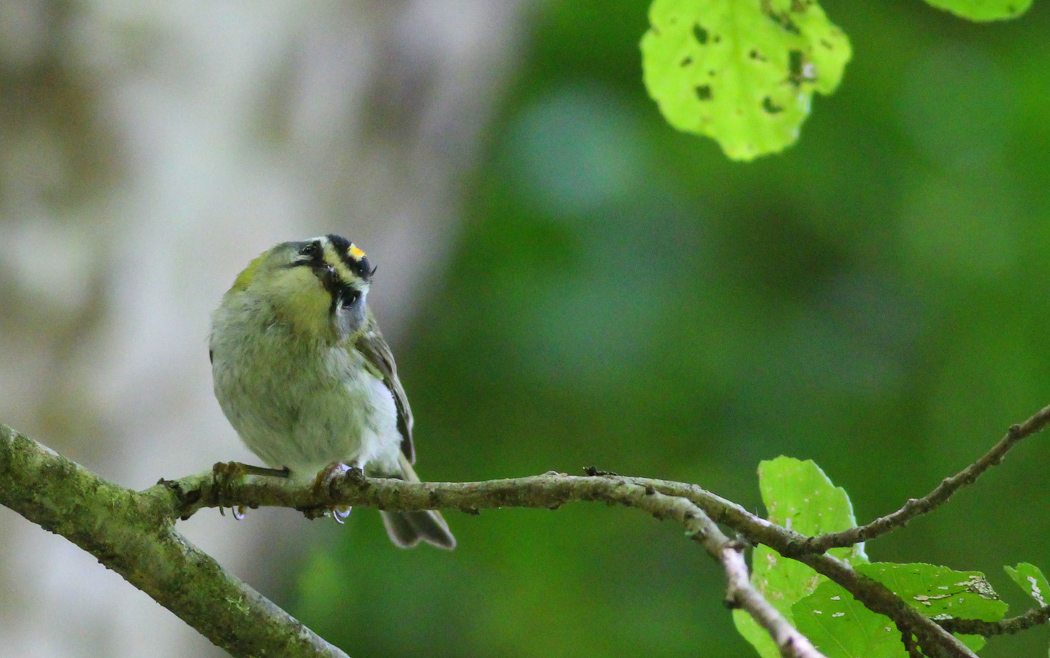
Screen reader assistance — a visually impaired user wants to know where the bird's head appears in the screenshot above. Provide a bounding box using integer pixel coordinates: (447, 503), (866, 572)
(231, 234), (375, 342)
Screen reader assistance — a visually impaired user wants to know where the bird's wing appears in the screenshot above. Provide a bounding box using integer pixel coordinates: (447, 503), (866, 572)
(353, 313), (415, 463)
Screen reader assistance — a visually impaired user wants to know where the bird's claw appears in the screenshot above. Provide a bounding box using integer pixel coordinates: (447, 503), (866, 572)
(332, 505), (352, 524)
(312, 461), (363, 522)
(212, 461), (249, 519)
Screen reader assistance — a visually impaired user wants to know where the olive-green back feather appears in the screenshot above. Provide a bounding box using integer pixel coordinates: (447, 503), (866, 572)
(230, 250), (270, 291)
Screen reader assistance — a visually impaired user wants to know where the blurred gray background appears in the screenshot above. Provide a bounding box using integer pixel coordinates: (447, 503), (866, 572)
(0, 2), (525, 656)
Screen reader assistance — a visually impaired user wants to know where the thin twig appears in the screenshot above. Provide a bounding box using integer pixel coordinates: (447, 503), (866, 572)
(937, 605), (1050, 637)
(630, 490), (825, 658)
(901, 626), (923, 658)
(787, 402), (1050, 554)
(621, 487), (827, 658)
(718, 542), (825, 658)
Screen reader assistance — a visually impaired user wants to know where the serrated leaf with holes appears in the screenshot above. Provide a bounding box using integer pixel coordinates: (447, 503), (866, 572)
(860, 563), (1006, 622)
(733, 457), (867, 657)
(793, 563), (1007, 657)
(640, 0), (851, 160)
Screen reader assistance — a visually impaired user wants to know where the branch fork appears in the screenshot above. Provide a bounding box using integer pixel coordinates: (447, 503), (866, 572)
(4, 400), (1050, 658)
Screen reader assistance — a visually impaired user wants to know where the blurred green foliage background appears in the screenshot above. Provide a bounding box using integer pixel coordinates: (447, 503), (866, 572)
(2, 1), (1049, 656)
(291, 2), (1050, 657)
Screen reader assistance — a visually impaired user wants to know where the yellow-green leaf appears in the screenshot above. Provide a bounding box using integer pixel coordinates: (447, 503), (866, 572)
(640, 0), (851, 160)
(924, 0), (1032, 21)
(733, 457), (866, 657)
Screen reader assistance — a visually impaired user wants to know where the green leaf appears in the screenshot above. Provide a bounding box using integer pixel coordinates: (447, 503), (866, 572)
(640, 0), (851, 160)
(1005, 562), (1050, 606)
(859, 563), (1007, 621)
(794, 579), (909, 658)
(923, 0), (1031, 21)
(758, 457), (861, 542)
(733, 458), (865, 657)
(733, 609), (782, 658)
(793, 563), (1008, 657)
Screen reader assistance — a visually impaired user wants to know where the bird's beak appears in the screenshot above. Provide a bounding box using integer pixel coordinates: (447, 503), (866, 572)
(319, 265), (336, 293)
(315, 263), (340, 296)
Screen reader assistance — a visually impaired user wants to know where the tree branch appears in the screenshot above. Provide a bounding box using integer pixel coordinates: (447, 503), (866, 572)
(2, 426), (824, 658)
(793, 553), (976, 658)
(791, 402), (1050, 554)
(0, 424), (348, 658)
(178, 467), (827, 658)
(162, 468), (973, 657)
(608, 483), (826, 658)
(937, 605), (1050, 637)
(7, 406), (1044, 658)
(718, 541), (824, 658)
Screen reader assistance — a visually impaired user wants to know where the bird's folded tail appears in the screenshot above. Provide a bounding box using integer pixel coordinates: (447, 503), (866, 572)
(379, 454), (456, 550)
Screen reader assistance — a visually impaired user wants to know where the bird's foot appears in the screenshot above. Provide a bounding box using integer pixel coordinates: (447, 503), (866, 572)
(311, 461), (364, 523)
(212, 462), (290, 519)
(212, 461), (249, 519)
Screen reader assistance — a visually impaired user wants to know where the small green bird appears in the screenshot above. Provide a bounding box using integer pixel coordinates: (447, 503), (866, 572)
(209, 234), (455, 549)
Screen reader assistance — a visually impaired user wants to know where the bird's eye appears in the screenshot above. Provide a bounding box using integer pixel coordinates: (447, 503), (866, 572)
(299, 243), (319, 258)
